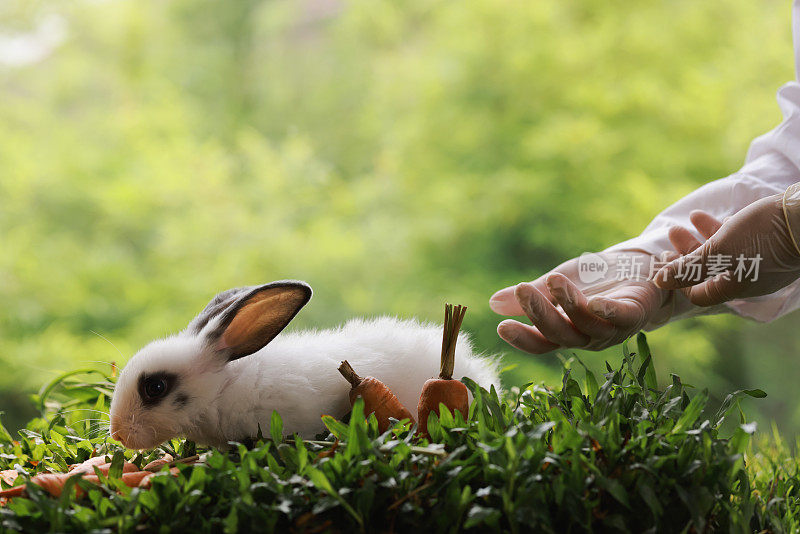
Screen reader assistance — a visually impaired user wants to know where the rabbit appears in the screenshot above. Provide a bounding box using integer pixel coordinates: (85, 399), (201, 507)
(109, 281), (501, 449)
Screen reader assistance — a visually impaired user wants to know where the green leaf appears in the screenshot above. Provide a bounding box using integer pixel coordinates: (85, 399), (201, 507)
(36, 369), (109, 413)
(109, 449), (125, 479)
(600, 478), (630, 508)
(223, 504), (238, 534)
(270, 410), (283, 444)
(322, 415), (349, 439)
(714, 389), (767, 426)
(307, 466), (336, 494)
(0, 412), (14, 443)
(636, 332), (657, 392)
(638, 482), (662, 519)
(564, 378), (583, 399)
(307, 467), (363, 528)
(464, 505), (501, 529)
(182, 440), (197, 458)
(577, 359), (599, 401)
(673, 390), (708, 434)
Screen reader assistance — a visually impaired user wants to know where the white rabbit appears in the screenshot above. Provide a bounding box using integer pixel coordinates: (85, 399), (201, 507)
(109, 281), (500, 449)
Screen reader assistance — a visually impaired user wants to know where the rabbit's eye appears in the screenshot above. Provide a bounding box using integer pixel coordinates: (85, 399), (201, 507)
(138, 372), (176, 405)
(144, 378), (168, 399)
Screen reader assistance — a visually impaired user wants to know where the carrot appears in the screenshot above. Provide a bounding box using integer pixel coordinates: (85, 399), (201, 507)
(1, 470), (18, 487)
(68, 456), (108, 472)
(0, 472), (86, 498)
(83, 470), (154, 488)
(77, 462), (138, 476)
(143, 453), (174, 472)
(0, 462), (143, 499)
(138, 467), (180, 489)
(338, 360), (415, 433)
(417, 303), (470, 437)
(71, 460), (138, 476)
(0, 483), (25, 499)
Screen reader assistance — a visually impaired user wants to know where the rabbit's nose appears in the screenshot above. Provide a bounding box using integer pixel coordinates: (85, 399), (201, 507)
(110, 417), (129, 445)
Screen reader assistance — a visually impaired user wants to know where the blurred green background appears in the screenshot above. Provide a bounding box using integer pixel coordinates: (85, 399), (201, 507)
(1, 0), (798, 436)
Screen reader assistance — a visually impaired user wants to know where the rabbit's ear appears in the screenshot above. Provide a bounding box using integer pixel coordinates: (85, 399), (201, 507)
(200, 281), (312, 362)
(188, 286), (256, 335)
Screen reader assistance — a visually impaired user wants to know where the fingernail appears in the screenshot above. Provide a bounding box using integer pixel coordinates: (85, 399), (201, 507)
(550, 285), (573, 306)
(546, 278), (573, 306)
(489, 289), (514, 313)
(489, 297), (506, 313)
(489, 290), (511, 303)
(588, 298), (612, 319)
(514, 283), (531, 307)
(497, 321), (519, 343)
(514, 283), (534, 312)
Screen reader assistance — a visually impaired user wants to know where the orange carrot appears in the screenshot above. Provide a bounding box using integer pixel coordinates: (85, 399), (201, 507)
(1, 470), (18, 487)
(71, 460), (138, 476)
(0, 462), (144, 499)
(83, 470), (153, 488)
(338, 360), (415, 433)
(0, 483), (25, 499)
(68, 456), (108, 472)
(0, 472), (84, 498)
(417, 304), (470, 437)
(78, 462), (138, 476)
(138, 467), (180, 489)
(143, 453), (174, 472)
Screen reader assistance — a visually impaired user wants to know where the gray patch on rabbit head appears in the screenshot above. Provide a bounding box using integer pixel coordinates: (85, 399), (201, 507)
(173, 393), (190, 408)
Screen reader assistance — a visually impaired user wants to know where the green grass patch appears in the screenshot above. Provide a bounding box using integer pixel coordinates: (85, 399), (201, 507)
(0, 334), (796, 532)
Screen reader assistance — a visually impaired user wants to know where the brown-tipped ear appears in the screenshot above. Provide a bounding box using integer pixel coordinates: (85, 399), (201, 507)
(209, 281), (312, 361)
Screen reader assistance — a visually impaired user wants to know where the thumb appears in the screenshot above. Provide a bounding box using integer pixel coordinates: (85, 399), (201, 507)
(652, 242), (712, 290)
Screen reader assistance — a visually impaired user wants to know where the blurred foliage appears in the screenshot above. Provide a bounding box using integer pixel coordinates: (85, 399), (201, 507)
(0, 0), (798, 437)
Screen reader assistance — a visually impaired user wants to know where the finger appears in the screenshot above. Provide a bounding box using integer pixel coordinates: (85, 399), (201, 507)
(668, 225), (702, 255)
(545, 273), (616, 339)
(490, 277), (556, 316)
(653, 243), (713, 290)
(528, 277), (558, 305)
(683, 274), (747, 307)
(660, 250), (681, 263)
(689, 210), (723, 239)
(585, 281), (662, 327)
(497, 320), (559, 354)
(489, 286), (524, 315)
(586, 295), (647, 328)
(515, 283), (590, 347)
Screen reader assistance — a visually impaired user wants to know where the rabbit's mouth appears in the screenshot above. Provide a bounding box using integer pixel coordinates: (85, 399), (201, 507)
(110, 418), (166, 450)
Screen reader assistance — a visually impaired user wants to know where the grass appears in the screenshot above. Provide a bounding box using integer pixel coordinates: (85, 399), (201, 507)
(0, 333), (797, 532)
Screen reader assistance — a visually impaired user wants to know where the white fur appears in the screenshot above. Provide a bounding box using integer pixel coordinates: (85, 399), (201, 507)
(110, 316), (500, 449)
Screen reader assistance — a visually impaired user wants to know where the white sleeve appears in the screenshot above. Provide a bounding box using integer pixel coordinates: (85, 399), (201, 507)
(604, 0), (800, 323)
(605, 151), (800, 322)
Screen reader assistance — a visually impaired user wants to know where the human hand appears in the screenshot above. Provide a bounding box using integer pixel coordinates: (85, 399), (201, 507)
(490, 251), (675, 353)
(653, 191), (800, 306)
